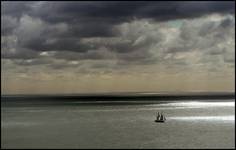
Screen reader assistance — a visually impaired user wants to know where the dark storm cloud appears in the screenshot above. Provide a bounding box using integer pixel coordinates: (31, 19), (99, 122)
(65, 23), (118, 38)
(1, 1), (235, 68)
(2, 48), (39, 59)
(1, 1), (32, 18)
(1, 15), (18, 36)
(2, 1), (234, 22)
(22, 38), (95, 52)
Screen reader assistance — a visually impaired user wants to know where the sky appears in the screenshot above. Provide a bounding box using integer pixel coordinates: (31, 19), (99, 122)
(1, 1), (235, 94)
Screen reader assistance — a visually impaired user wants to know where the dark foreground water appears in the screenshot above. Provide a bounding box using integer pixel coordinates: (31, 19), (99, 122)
(1, 99), (235, 149)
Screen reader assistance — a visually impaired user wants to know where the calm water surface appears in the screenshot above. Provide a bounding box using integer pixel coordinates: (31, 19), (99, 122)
(1, 100), (235, 149)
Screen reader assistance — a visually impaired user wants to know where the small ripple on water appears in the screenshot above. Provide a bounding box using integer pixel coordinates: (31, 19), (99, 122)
(2, 121), (43, 127)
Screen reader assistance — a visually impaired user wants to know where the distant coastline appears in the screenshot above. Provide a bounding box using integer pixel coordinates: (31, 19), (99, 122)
(2, 92), (235, 101)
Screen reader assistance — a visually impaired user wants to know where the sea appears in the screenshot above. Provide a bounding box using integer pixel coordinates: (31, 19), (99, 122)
(1, 96), (235, 149)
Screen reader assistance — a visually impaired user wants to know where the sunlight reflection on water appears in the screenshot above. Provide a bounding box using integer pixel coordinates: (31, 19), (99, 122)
(169, 115), (235, 122)
(154, 101), (235, 108)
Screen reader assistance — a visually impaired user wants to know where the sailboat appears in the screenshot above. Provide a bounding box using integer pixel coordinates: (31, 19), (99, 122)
(155, 112), (166, 123)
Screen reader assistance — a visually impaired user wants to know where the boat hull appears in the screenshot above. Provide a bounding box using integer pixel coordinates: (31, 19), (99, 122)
(155, 120), (165, 123)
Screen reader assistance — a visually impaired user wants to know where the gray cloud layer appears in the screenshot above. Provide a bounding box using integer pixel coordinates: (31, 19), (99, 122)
(1, 1), (235, 72)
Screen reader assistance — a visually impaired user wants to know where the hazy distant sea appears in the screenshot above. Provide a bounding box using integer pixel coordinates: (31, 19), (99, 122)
(1, 98), (235, 149)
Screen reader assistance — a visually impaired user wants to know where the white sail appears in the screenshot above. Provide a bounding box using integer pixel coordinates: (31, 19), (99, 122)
(160, 114), (163, 120)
